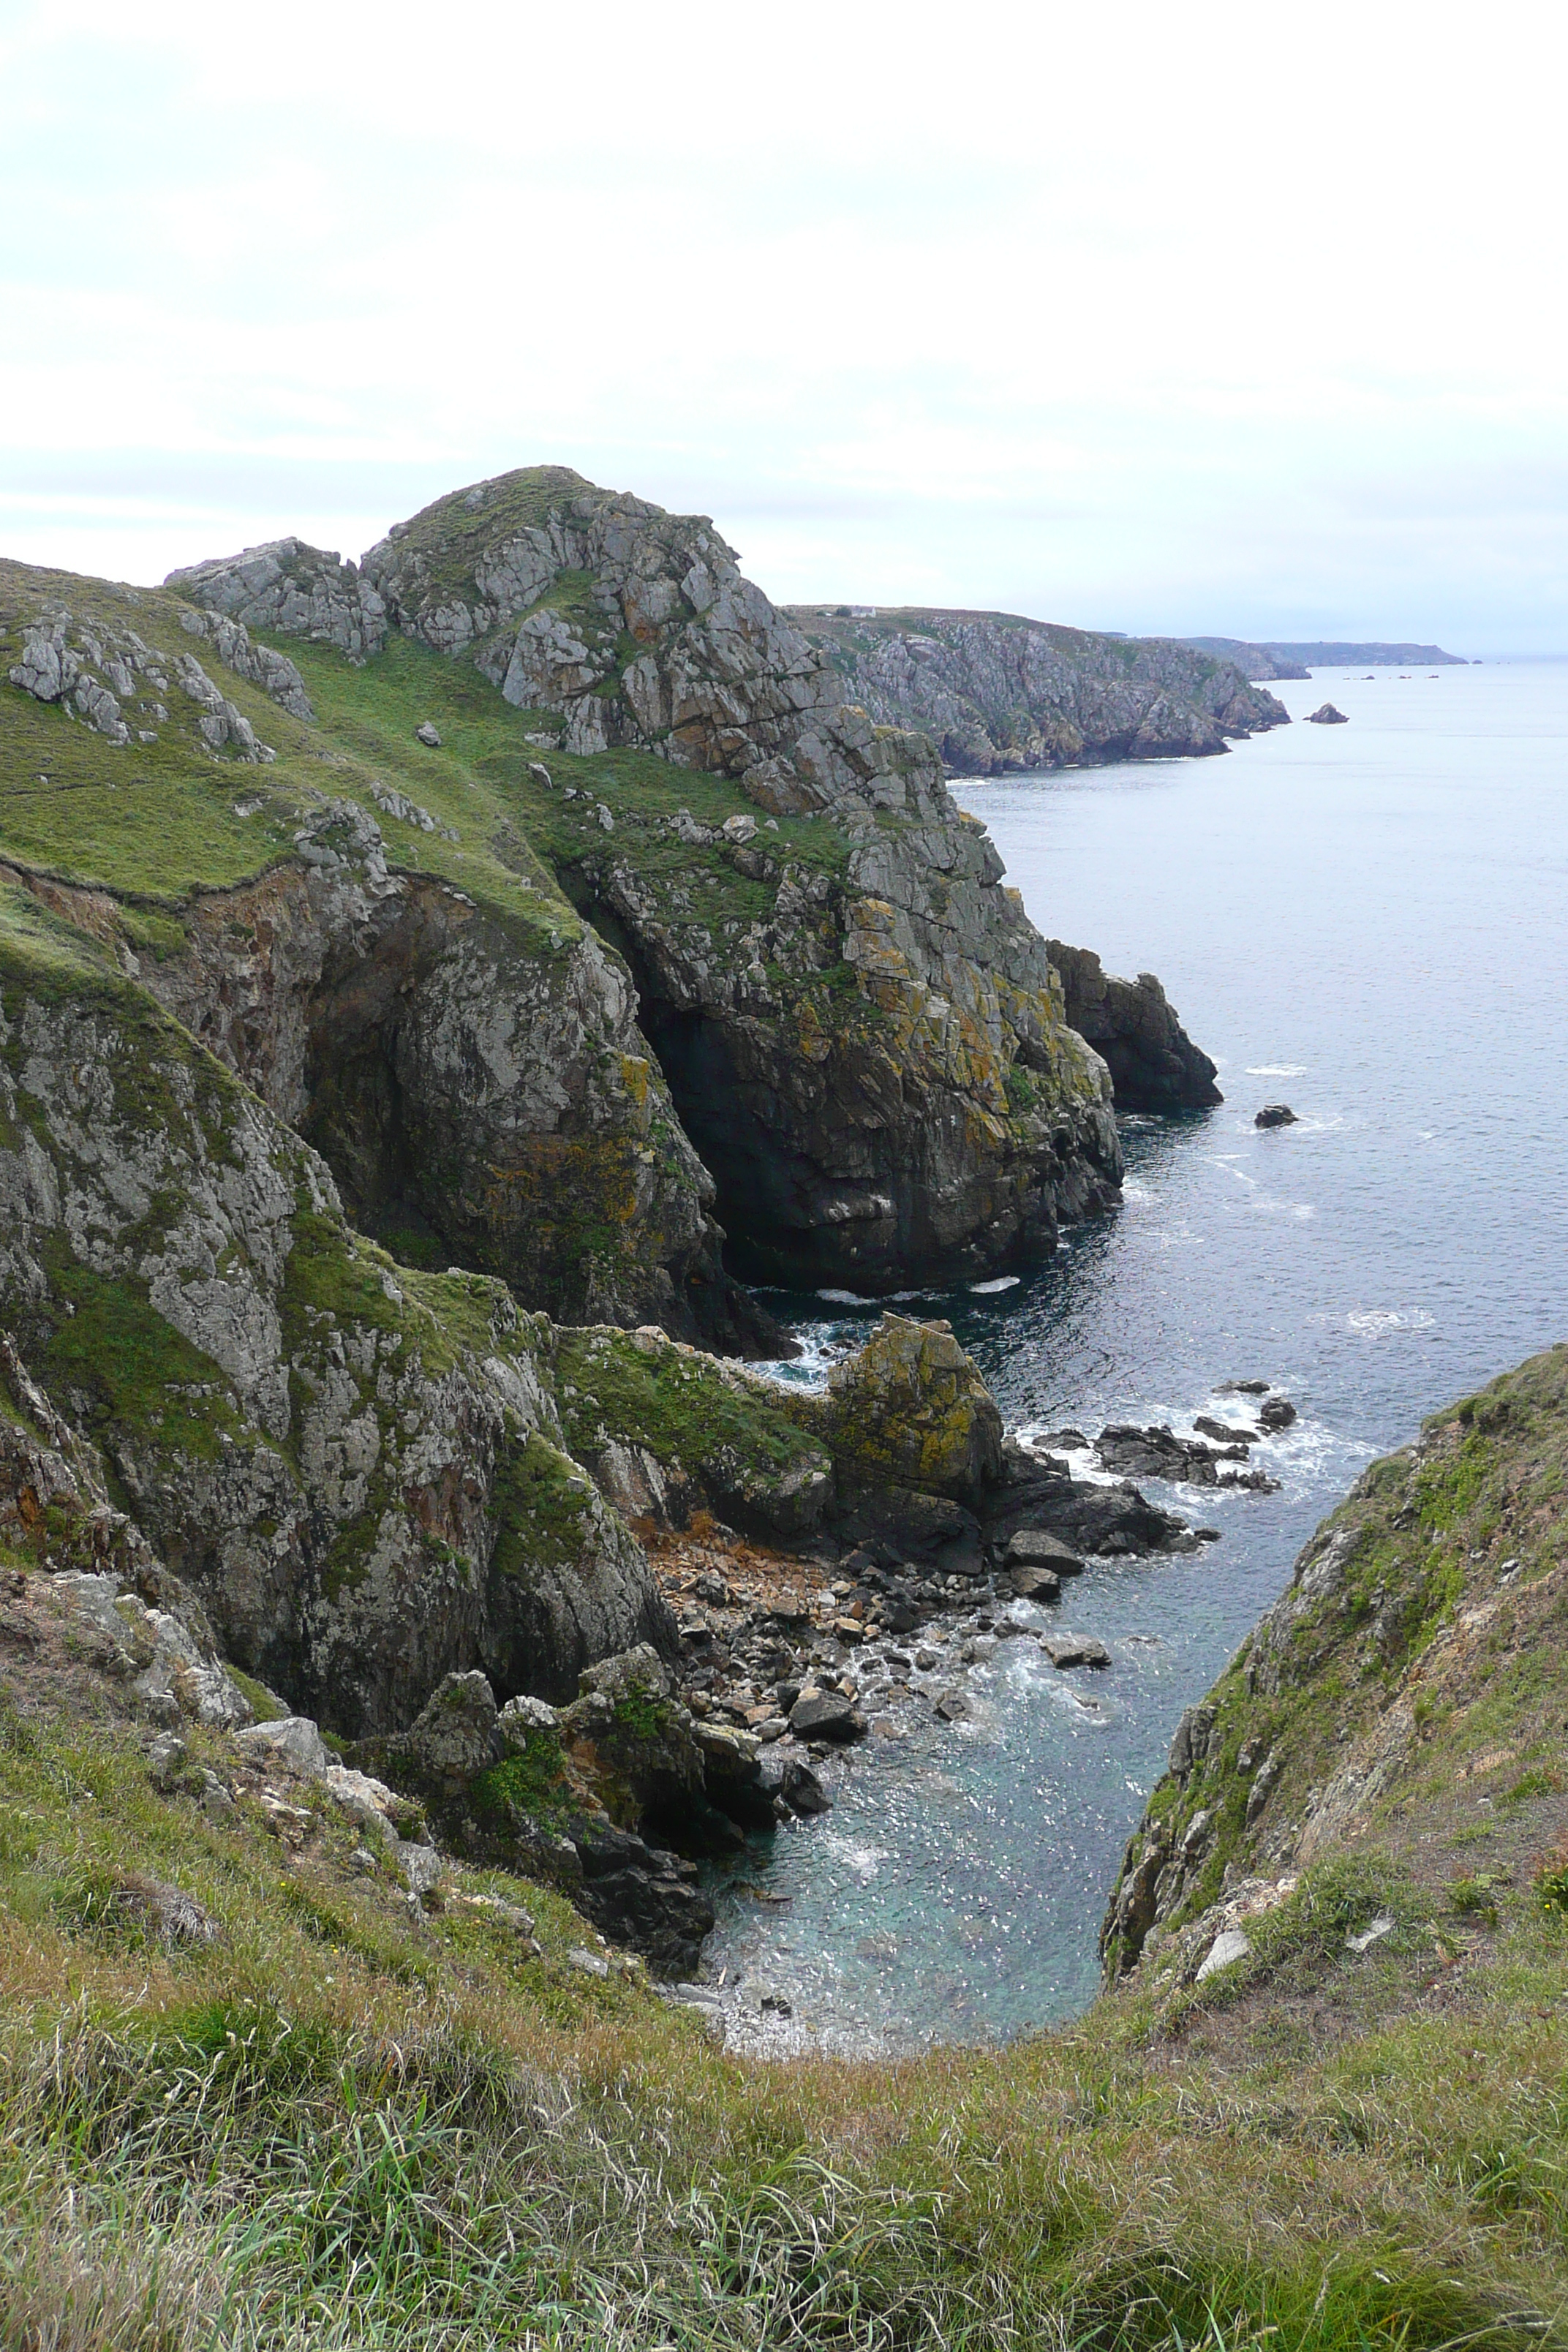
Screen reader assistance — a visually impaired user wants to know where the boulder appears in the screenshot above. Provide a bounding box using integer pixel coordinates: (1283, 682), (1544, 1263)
(788, 1689), (866, 1742)
(1093, 1424), (1248, 1486)
(803, 1315), (1003, 1507)
(1005, 1528), (1085, 1576)
(389, 1672), (505, 1798)
(1255, 1104), (1298, 1128)
(233, 1714), (332, 1777)
(1039, 1632), (1109, 1670)
(1257, 1397), (1298, 1431)
(415, 720), (442, 746)
(1008, 1561), (1060, 1602)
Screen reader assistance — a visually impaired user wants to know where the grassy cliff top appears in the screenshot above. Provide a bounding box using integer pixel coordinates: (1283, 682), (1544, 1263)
(0, 559), (849, 955)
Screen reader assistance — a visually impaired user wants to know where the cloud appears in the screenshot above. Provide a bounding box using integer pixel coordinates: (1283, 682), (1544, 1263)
(1, 0), (1565, 647)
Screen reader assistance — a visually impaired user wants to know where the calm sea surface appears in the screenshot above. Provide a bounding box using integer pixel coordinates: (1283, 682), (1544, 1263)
(704, 660), (1568, 2054)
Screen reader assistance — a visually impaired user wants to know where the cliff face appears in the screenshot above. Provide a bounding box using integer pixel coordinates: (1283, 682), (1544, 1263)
(170, 470), (1124, 1293)
(1102, 1346), (1568, 1987)
(785, 606), (1289, 776)
(0, 883), (670, 1735)
(1045, 941), (1221, 1112)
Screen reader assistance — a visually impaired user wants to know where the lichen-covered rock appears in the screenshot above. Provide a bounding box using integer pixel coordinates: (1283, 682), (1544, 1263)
(353, 467), (1123, 1289)
(0, 894), (673, 1733)
(798, 1313), (1003, 1507)
(787, 606), (1290, 774)
(7, 807), (758, 1349)
(167, 538), (387, 665)
(1045, 942), (1222, 1112)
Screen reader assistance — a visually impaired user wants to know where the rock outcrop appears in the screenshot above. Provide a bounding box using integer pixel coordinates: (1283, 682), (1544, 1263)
(171, 469), (1126, 1293)
(787, 606), (1290, 776)
(4, 800), (760, 1349)
(1044, 943), (1221, 1112)
(165, 538), (388, 665)
(1101, 1346), (1568, 1986)
(0, 890), (672, 1735)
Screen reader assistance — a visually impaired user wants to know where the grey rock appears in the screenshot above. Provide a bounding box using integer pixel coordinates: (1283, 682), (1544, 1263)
(1045, 943), (1221, 1112)
(114, 1874), (220, 1945)
(1257, 1397), (1297, 1431)
(1007, 1561), (1060, 1601)
(1305, 703), (1348, 725)
(397, 1671), (503, 1793)
(1039, 1632), (1109, 1669)
(1255, 1104), (1298, 1128)
(1195, 1926), (1251, 1980)
(1005, 1528), (1085, 1576)
(785, 605), (1290, 777)
(146, 1733), (189, 1793)
(233, 1715), (331, 1776)
(567, 1946), (611, 1978)
(415, 720), (442, 747)
(166, 538), (387, 665)
(933, 1686), (972, 1721)
(788, 1688), (865, 1741)
(358, 467), (1125, 1292)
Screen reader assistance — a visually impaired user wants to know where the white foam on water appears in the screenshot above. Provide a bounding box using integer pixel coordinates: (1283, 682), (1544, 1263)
(968, 1275), (1021, 1294)
(1245, 1064), (1308, 1076)
(1341, 1308), (1437, 1338)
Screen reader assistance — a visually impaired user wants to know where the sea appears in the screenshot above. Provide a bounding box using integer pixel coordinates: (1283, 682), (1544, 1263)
(700, 657), (1568, 2054)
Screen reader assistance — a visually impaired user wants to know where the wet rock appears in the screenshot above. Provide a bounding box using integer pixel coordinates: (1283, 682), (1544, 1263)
(1007, 1561), (1061, 1601)
(934, 1687), (972, 1721)
(1257, 1397), (1298, 1432)
(1216, 1379), (1272, 1396)
(1193, 1415), (1245, 1446)
(1254, 1104), (1297, 1128)
(1093, 1424), (1248, 1485)
(986, 1443), (1196, 1557)
(758, 1750), (831, 1814)
(1039, 1632), (1109, 1669)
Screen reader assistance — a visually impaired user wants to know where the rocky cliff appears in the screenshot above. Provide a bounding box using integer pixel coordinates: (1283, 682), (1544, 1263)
(162, 469), (1125, 1293)
(1101, 1346), (1568, 1989)
(787, 606), (1289, 776)
(1044, 941), (1221, 1112)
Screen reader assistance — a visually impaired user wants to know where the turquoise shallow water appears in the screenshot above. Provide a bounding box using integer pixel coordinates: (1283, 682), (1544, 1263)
(701, 660), (1568, 2055)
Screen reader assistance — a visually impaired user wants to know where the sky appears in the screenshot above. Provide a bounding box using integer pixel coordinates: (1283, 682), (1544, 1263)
(1, 0), (1564, 653)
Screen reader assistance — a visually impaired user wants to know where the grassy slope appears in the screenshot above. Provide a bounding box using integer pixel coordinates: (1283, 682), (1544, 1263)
(0, 559), (848, 954)
(3, 1375), (1568, 2346)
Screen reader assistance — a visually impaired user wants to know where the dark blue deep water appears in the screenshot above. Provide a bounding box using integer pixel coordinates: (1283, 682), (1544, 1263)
(704, 661), (1568, 2054)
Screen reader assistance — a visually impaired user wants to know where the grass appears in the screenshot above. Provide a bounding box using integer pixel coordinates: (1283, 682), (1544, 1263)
(1, 1671), (1567, 2351)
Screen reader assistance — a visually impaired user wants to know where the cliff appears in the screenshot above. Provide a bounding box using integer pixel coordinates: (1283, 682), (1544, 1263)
(785, 604), (1289, 775)
(1103, 1345), (1568, 1988)
(161, 470), (1126, 1294)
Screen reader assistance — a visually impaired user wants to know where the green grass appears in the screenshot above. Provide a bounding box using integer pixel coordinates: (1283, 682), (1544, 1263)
(0, 1679), (1563, 2349)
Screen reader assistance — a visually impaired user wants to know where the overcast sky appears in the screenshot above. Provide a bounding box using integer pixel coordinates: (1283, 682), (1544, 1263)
(2, 0), (1564, 652)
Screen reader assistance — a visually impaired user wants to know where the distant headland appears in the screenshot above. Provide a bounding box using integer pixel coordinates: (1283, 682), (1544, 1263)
(1179, 636), (1465, 679)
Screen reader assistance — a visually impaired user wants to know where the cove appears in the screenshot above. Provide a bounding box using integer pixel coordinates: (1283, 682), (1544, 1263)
(701, 660), (1568, 2054)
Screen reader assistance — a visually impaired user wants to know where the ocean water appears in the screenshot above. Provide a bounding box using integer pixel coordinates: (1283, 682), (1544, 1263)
(701, 659), (1568, 2054)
